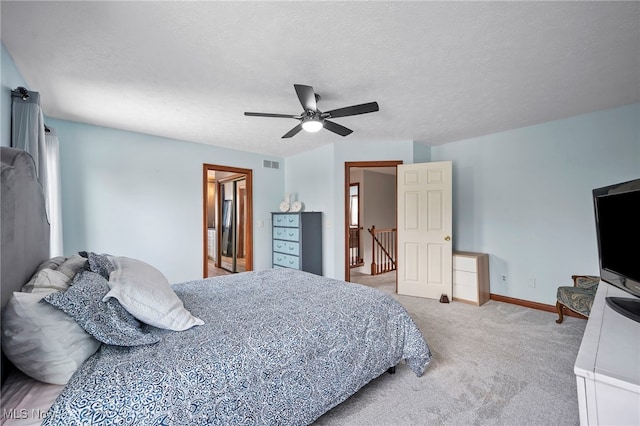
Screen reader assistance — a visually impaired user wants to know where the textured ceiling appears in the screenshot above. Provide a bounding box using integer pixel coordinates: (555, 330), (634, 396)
(2, 1), (639, 158)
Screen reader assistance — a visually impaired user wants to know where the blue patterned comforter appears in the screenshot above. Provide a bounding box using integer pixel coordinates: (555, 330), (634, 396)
(43, 269), (431, 425)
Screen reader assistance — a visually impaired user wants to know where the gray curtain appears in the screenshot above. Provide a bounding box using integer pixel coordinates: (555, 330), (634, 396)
(11, 89), (63, 256)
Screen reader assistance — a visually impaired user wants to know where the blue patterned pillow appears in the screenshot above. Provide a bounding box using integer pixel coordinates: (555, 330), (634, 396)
(42, 270), (159, 346)
(86, 252), (115, 279)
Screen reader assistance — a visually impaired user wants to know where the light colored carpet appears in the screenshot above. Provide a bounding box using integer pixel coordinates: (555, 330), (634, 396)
(314, 271), (586, 425)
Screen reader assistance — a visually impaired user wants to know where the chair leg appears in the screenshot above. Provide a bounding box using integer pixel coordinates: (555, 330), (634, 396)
(556, 301), (565, 324)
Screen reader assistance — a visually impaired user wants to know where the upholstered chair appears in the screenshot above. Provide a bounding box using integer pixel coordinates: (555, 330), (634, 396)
(555, 275), (600, 324)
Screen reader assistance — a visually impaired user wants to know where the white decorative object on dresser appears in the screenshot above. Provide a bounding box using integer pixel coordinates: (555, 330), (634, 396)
(574, 282), (640, 426)
(279, 193), (291, 212)
(272, 212), (322, 275)
(452, 251), (490, 306)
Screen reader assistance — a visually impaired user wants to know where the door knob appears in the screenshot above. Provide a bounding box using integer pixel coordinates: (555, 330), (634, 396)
(444, 235), (451, 241)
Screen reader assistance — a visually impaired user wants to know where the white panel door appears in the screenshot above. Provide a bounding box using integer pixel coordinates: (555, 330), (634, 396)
(397, 161), (453, 299)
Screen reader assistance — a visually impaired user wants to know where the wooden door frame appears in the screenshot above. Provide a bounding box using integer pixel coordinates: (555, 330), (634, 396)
(202, 164), (253, 277)
(344, 160), (402, 283)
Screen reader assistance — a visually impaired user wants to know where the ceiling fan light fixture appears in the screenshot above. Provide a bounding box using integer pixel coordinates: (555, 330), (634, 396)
(245, 84), (378, 138)
(301, 117), (323, 133)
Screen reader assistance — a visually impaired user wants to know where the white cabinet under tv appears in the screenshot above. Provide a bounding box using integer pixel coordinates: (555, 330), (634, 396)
(574, 282), (640, 425)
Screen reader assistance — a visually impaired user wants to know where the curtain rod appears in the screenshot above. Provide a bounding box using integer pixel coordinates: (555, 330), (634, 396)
(11, 86), (30, 101)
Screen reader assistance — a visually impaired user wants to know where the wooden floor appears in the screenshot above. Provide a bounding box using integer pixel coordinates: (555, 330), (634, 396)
(207, 259), (231, 277)
(207, 256), (246, 277)
(220, 255), (246, 273)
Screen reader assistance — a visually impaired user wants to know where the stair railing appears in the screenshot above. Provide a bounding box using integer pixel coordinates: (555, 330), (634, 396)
(368, 225), (397, 275)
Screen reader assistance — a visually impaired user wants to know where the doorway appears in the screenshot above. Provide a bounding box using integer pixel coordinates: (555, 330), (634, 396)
(203, 164), (253, 277)
(344, 161), (402, 285)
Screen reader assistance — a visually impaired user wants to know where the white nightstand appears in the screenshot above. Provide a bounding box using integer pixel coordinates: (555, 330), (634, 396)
(452, 251), (490, 306)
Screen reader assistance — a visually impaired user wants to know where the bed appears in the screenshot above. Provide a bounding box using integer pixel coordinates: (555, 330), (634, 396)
(1, 146), (431, 425)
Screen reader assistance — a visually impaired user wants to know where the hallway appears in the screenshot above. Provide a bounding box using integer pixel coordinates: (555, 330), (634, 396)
(349, 270), (396, 295)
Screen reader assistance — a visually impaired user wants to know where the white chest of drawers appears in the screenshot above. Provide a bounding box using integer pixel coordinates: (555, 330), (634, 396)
(452, 251), (490, 306)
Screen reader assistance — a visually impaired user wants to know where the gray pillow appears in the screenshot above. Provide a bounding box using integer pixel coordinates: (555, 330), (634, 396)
(42, 270), (159, 346)
(56, 254), (88, 280)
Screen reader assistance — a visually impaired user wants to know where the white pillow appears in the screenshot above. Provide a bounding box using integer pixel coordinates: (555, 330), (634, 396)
(104, 257), (204, 331)
(1, 292), (101, 385)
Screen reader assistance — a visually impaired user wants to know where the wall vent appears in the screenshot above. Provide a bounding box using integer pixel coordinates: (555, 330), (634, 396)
(263, 160), (280, 170)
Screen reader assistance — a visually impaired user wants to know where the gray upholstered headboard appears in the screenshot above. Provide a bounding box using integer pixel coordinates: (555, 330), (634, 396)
(1, 147), (50, 385)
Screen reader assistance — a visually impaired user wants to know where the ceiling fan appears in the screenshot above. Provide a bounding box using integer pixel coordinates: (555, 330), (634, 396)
(244, 84), (379, 138)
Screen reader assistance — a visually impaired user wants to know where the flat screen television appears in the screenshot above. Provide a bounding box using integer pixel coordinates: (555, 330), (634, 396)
(593, 178), (640, 323)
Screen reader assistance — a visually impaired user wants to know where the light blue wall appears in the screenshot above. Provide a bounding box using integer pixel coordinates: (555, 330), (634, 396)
(413, 142), (431, 163)
(431, 103), (640, 304)
(285, 139), (418, 279)
(284, 143), (336, 275)
(47, 118), (284, 283)
(285, 106), (639, 305)
(1, 43), (28, 147)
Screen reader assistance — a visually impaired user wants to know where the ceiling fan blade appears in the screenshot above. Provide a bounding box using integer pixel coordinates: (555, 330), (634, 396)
(244, 112), (299, 119)
(282, 123), (303, 138)
(294, 84), (317, 111)
(323, 120), (353, 137)
(325, 102), (379, 119)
